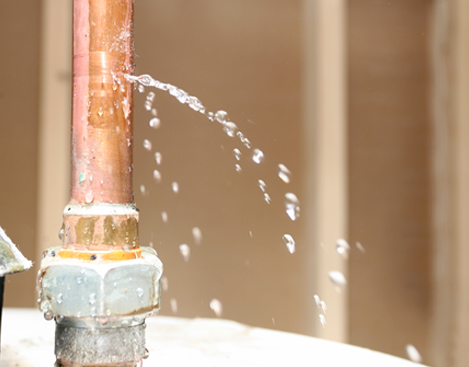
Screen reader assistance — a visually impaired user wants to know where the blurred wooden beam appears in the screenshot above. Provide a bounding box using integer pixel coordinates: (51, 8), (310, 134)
(37, 0), (71, 260)
(302, 0), (348, 342)
(431, 0), (469, 366)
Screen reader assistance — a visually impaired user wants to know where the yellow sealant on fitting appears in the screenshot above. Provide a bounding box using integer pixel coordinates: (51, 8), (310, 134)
(58, 247), (143, 261)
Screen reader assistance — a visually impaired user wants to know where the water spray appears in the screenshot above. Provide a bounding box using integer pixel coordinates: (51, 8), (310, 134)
(37, 0), (162, 366)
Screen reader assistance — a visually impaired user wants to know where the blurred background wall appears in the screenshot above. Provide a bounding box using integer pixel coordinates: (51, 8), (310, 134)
(2, 0), (469, 366)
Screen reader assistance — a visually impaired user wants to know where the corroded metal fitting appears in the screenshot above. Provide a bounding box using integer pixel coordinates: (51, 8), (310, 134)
(38, 246), (162, 318)
(38, 203), (163, 366)
(61, 203), (140, 252)
(55, 322), (146, 366)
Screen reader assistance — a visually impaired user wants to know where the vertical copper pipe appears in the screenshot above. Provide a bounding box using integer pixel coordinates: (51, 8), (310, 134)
(71, 0), (134, 205)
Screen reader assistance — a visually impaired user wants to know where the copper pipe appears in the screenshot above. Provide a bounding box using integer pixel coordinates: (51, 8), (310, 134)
(38, 4), (158, 365)
(71, 0), (135, 205)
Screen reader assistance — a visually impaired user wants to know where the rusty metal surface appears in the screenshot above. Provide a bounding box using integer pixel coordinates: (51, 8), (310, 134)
(71, 0), (135, 205)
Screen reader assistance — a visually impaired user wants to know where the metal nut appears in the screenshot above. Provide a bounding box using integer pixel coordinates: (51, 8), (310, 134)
(38, 247), (162, 318)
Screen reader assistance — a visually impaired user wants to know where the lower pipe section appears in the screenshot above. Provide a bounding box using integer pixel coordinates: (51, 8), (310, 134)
(55, 322), (146, 366)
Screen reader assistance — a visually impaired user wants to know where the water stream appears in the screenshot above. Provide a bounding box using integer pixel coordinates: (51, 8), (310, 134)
(123, 72), (348, 327)
(126, 73), (300, 249)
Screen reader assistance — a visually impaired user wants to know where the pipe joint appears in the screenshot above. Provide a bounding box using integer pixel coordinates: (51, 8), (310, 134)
(38, 246), (162, 320)
(61, 203), (140, 251)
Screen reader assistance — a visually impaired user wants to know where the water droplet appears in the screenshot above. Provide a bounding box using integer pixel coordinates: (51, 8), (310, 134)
(161, 276), (169, 292)
(336, 239), (350, 259)
(143, 348), (150, 360)
(137, 74), (153, 87)
(258, 180), (267, 192)
(140, 184), (146, 194)
(143, 139), (152, 151)
(223, 122), (239, 137)
(58, 228), (64, 241)
(282, 234), (295, 254)
(285, 193), (300, 221)
(40, 300), (51, 312)
(112, 82), (118, 91)
(144, 100), (152, 110)
(161, 211), (168, 223)
(97, 107), (103, 117)
(85, 190), (93, 204)
(179, 244), (190, 262)
(44, 311), (54, 321)
(252, 149), (264, 164)
(249, 231), (253, 238)
(136, 288), (144, 298)
(55, 315), (64, 323)
(138, 84), (145, 93)
(237, 132), (252, 149)
(278, 164), (292, 183)
(313, 294), (321, 307)
(207, 111), (215, 121)
(158, 82), (169, 91)
(89, 293), (96, 305)
(149, 117), (161, 129)
(356, 241), (365, 252)
(192, 227), (202, 245)
(77, 277), (83, 284)
(328, 271), (347, 291)
(319, 314), (326, 327)
(406, 344), (422, 363)
(147, 91), (155, 102)
(235, 164), (242, 173)
(188, 96), (205, 113)
(155, 152), (162, 165)
(172, 182), (179, 193)
(242, 137), (252, 149)
(320, 301), (327, 314)
(153, 170), (162, 183)
(151, 108), (158, 116)
(215, 110), (229, 124)
(119, 98), (129, 117)
(56, 293), (64, 304)
(233, 148), (242, 161)
(170, 298), (178, 313)
(169, 86), (188, 103)
(209, 299), (223, 317)
(264, 193), (272, 204)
